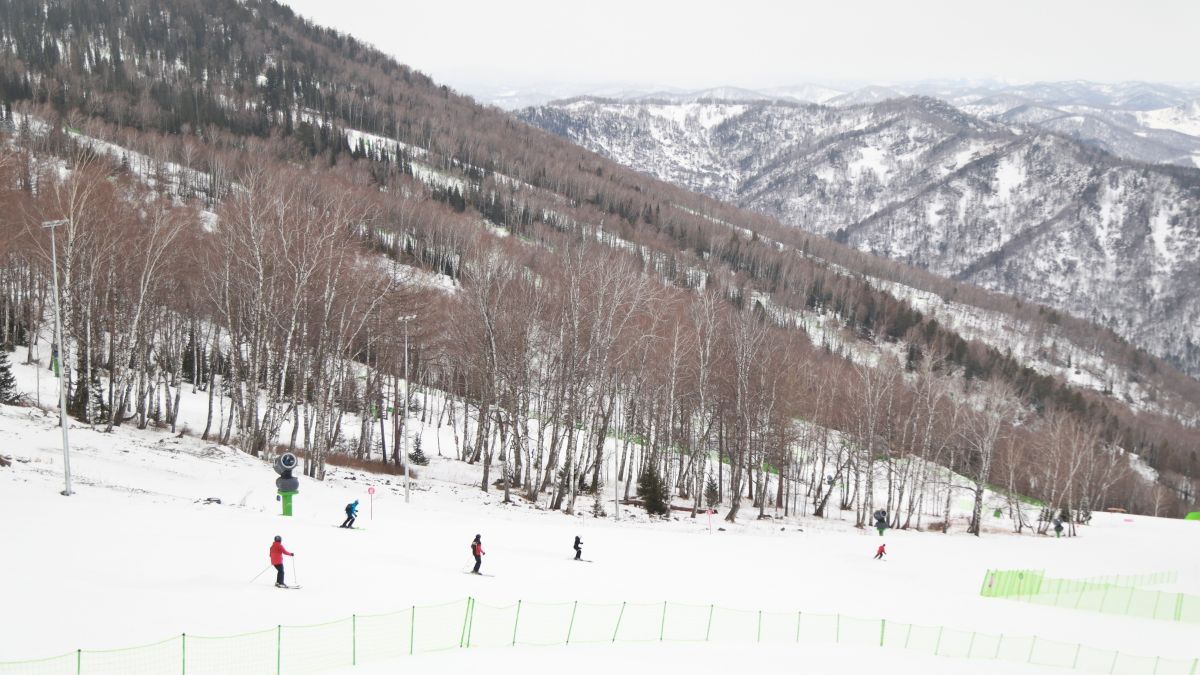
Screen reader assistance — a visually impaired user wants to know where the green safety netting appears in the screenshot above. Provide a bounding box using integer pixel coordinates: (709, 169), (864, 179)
(2, 597), (1196, 675)
(981, 570), (1199, 623)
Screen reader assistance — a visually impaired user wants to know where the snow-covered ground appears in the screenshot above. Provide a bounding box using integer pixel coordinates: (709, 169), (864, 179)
(2, 368), (1199, 674)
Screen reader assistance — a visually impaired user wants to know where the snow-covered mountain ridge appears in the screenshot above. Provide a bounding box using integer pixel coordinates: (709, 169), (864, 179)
(518, 97), (1200, 378)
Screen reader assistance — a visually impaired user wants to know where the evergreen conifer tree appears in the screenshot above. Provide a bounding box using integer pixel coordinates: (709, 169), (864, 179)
(407, 434), (429, 466)
(704, 475), (719, 508)
(637, 464), (669, 516)
(0, 349), (18, 404)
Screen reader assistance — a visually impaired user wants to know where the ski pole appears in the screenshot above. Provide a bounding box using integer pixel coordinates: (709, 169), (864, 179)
(250, 565), (271, 583)
(291, 556), (299, 585)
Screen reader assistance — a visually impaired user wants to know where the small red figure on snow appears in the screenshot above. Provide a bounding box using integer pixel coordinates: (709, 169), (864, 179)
(874, 543), (886, 560)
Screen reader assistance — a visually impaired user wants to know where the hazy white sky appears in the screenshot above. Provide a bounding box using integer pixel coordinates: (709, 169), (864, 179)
(280, 0), (1200, 91)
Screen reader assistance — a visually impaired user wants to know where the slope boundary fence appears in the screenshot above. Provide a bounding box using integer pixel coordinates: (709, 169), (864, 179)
(1, 597), (1196, 675)
(981, 569), (1199, 623)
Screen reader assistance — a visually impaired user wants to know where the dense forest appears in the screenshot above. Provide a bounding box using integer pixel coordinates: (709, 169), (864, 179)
(0, 0), (1196, 523)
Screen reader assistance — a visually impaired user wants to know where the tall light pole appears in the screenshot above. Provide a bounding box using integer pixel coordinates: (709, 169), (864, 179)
(42, 218), (72, 497)
(399, 314), (416, 503)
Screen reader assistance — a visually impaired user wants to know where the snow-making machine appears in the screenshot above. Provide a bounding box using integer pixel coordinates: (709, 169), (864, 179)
(274, 452), (300, 516)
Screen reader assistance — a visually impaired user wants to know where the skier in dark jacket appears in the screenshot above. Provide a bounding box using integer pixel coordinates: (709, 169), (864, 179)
(471, 534), (485, 574)
(573, 535), (583, 561)
(269, 536), (295, 587)
(341, 500), (359, 528)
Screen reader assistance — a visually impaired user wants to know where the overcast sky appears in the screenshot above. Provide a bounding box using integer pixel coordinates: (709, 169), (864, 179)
(280, 0), (1200, 92)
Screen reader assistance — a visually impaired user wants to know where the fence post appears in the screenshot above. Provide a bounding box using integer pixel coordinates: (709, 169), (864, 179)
(512, 600), (522, 646)
(459, 598), (473, 648)
(1110, 651), (1120, 675)
(994, 634), (1002, 659)
(351, 616), (356, 666)
(836, 614), (841, 643)
(1027, 636), (1036, 663)
(879, 619), (886, 647)
(1176, 594), (1185, 622)
(276, 625), (282, 675)
(706, 605), (715, 642)
(1188, 657), (1197, 675)
(934, 626), (944, 656)
(409, 606), (415, 655)
(566, 601), (578, 645)
(611, 602), (626, 643)
(980, 570), (990, 596)
(1099, 584), (1110, 613)
(795, 611), (801, 644)
(181, 633), (186, 675)
(659, 602), (667, 641)
(76, 649), (80, 675)
(967, 631), (976, 657)
(756, 611), (762, 643)
(1072, 643), (1080, 668)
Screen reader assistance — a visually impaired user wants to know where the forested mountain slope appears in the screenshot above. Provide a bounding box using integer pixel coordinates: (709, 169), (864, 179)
(519, 97), (1200, 380)
(0, 0), (1197, 518)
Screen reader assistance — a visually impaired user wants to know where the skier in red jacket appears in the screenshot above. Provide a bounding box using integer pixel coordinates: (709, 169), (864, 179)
(270, 536), (295, 587)
(874, 543), (886, 560)
(470, 534), (485, 574)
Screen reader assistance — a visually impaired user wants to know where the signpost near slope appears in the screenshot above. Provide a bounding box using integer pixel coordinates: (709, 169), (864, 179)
(368, 486), (376, 520)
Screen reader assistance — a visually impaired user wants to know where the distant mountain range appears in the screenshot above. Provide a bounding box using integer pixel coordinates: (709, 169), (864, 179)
(488, 80), (1200, 169)
(518, 95), (1200, 376)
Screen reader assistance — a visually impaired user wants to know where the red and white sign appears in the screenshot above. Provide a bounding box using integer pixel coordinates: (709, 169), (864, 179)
(367, 487), (376, 495)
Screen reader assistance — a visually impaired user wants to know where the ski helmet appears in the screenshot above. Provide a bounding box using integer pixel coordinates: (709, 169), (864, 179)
(274, 535), (282, 542)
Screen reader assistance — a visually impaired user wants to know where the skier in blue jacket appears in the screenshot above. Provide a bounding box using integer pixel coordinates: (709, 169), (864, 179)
(340, 500), (359, 528)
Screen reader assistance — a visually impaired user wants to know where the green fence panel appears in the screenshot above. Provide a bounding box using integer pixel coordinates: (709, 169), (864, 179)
(1074, 645), (1119, 673)
(511, 602), (573, 647)
(996, 635), (1035, 664)
(567, 603), (623, 645)
(707, 606), (758, 643)
(411, 600), (469, 653)
(966, 632), (1000, 659)
(185, 628), (275, 675)
(932, 627), (974, 658)
(78, 636), (181, 675)
(1180, 595), (1200, 623)
(880, 621), (911, 650)
(1112, 652), (1159, 675)
(0, 652), (77, 675)
(463, 601), (517, 649)
(278, 618), (353, 674)
(758, 610), (801, 644)
(796, 612), (838, 644)
(982, 569), (1198, 624)
(611, 602), (664, 643)
(353, 610), (412, 664)
(1029, 636), (1079, 669)
(837, 615), (879, 647)
(659, 603), (709, 643)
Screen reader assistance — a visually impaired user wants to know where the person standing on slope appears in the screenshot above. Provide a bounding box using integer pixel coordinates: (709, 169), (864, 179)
(341, 500), (359, 528)
(270, 536), (295, 587)
(874, 543), (886, 560)
(573, 535), (583, 561)
(470, 534), (485, 574)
